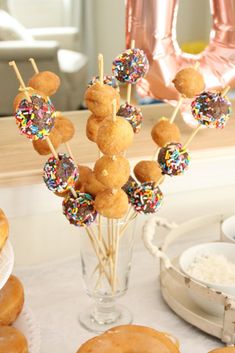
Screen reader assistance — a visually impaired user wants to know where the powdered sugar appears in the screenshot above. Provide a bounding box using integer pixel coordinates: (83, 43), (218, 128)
(187, 253), (235, 285)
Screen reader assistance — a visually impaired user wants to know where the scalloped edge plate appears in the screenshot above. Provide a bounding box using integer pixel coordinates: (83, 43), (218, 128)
(0, 239), (14, 290)
(14, 305), (41, 353)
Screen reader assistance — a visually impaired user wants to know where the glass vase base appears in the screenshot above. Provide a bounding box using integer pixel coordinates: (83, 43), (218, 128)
(79, 304), (133, 333)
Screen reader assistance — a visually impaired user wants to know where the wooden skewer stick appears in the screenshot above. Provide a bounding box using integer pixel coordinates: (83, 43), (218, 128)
(85, 227), (112, 286)
(29, 58), (39, 74)
(112, 99), (117, 122)
(221, 86), (230, 97)
(183, 124), (202, 149)
(111, 99), (117, 193)
(126, 39), (135, 104)
(65, 142), (75, 160)
(98, 53), (104, 86)
(69, 186), (77, 199)
(45, 135), (59, 159)
(119, 211), (137, 237)
(112, 219), (120, 293)
(9, 61), (31, 101)
(9, 60), (59, 159)
(169, 96), (184, 124)
(152, 146), (160, 161)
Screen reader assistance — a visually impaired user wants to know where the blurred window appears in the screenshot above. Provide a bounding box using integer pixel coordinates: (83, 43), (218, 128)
(8, 0), (80, 28)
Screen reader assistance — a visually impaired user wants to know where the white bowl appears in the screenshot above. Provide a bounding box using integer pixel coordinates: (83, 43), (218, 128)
(221, 216), (235, 243)
(179, 242), (235, 316)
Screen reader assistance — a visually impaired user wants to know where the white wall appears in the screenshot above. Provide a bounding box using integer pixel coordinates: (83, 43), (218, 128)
(93, 0), (125, 74)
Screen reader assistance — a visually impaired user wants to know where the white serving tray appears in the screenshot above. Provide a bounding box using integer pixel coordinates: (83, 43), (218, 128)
(0, 239), (14, 290)
(14, 305), (41, 353)
(143, 214), (235, 345)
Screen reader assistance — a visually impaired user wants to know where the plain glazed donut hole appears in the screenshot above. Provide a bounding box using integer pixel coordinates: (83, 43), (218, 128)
(97, 117), (134, 155)
(134, 160), (163, 184)
(13, 88), (47, 112)
(94, 155), (130, 188)
(0, 326), (28, 353)
(0, 275), (24, 326)
(94, 189), (128, 219)
(84, 172), (106, 197)
(0, 209), (9, 251)
(86, 114), (105, 142)
(172, 67), (205, 98)
(55, 114), (75, 143)
(151, 118), (181, 147)
(32, 129), (62, 155)
(85, 82), (120, 118)
(77, 324), (180, 353)
(28, 71), (61, 96)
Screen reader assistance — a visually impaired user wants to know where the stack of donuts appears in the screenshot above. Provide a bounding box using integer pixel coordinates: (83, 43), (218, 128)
(0, 210), (28, 353)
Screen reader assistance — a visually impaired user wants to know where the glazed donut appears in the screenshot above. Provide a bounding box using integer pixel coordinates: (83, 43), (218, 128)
(134, 160), (163, 183)
(0, 275), (24, 325)
(94, 155), (130, 188)
(84, 172), (106, 197)
(151, 118), (181, 147)
(0, 326), (28, 353)
(85, 82), (120, 118)
(97, 117), (134, 155)
(54, 114), (75, 143)
(28, 71), (60, 96)
(77, 165), (93, 188)
(77, 324), (180, 353)
(173, 67), (205, 98)
(108, 325), (179, 351)
(94, 189), (128, 219)
(0, 209), (9, 251)
(86, 114), (105, 142)
(208, 349), (235, 353)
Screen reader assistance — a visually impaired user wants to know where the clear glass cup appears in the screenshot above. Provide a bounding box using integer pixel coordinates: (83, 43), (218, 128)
(79, 215), (137, 333)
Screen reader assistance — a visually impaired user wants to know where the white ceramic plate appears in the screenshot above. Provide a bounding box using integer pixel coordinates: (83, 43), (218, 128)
(14, 305), (41, 353)
(0, 239), (14, 290)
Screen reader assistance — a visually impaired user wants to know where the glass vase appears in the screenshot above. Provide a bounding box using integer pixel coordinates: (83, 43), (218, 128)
(79, 215), (137, 333)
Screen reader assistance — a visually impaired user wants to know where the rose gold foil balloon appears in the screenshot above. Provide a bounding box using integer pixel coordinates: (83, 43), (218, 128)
(126, 0), (235, 103)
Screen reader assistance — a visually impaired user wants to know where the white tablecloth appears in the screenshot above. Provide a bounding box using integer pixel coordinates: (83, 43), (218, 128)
(15, 242), (223, 353)
(7, 172), (235, 353)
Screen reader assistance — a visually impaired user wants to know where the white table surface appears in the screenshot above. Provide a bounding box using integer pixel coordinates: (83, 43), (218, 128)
(15, 243), (223, 353)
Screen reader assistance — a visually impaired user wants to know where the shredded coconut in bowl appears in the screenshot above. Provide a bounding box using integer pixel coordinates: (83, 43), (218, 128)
(186, 253), (235, 285)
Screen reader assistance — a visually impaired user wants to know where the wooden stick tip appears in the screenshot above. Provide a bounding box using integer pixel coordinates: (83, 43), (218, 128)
(131, 39), (135, 49)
